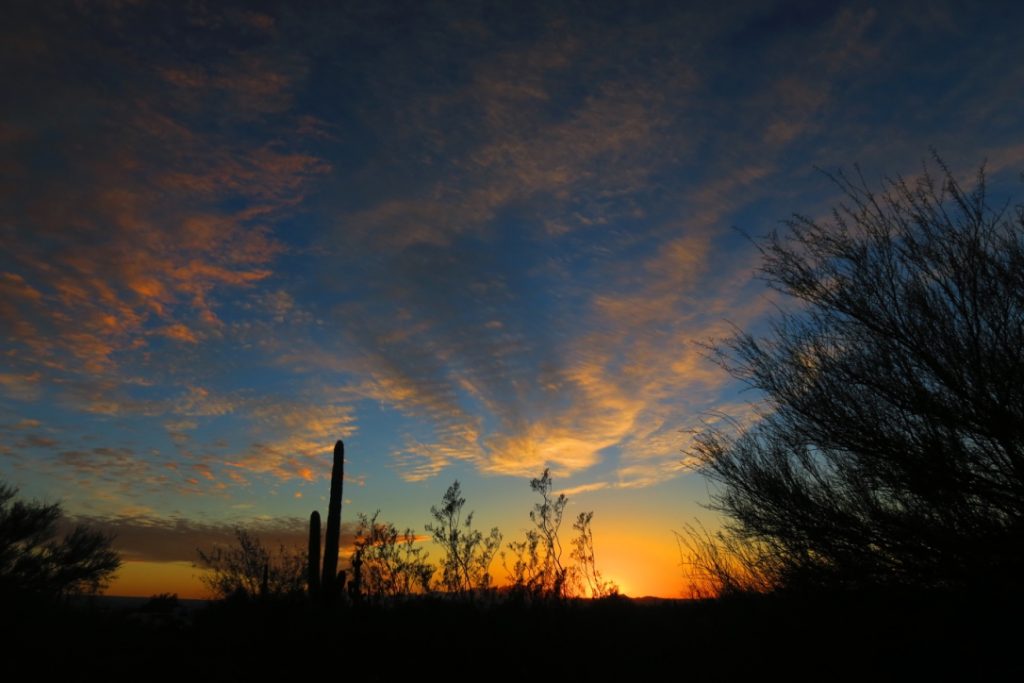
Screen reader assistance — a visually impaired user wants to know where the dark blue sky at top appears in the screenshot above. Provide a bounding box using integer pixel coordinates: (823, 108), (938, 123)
(2, 0), (1023, 588)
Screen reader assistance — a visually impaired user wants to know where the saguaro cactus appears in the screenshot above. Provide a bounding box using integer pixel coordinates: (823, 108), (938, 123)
(321, 439), (344, 598)
(349, 547), (362, 602)
(307, 510), (321, 597)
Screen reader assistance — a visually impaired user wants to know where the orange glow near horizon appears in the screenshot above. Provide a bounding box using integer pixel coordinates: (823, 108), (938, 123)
(107, 531), (690, 600)
(110, 561), (210, 600)
(594, 527), (686, 599)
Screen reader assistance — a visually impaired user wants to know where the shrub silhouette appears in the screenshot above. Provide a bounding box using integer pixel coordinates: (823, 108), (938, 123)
(0, 481), (121, 599)
(503, 468), (572, 599)
(570, 511), (617, 598)
(692, 157), (1024, 593)
(674, 521), (776, 598)
(195, 528), (305, 600)
(350, 511), (432, 601)
(425, 480), (501, 597)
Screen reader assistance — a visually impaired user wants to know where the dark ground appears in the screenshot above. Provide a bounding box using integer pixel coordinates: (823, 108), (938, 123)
(6, 590), (1021, 680)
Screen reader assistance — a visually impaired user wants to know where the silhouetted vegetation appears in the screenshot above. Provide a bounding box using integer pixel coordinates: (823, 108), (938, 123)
(570, 511), (618, 598)
(319, 439), (345, 600)
(195, 527), (305, 600)
(503, 468), (573, 599)
(691, 157), (1024, 594)
(350, 511), (433, 600)
(0, 480), (120, 600)
(10, 439), (1024, 678)
(425, 480), (502, 597)
(306, 510), (320, 598)
(674, 521), (775, 598)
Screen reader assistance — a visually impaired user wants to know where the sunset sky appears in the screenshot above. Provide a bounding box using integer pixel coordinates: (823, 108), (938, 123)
(3, 1), (1023, 599)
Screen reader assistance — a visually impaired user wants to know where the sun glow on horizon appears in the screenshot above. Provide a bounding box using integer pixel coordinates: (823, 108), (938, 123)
(110, 561), (208, 600)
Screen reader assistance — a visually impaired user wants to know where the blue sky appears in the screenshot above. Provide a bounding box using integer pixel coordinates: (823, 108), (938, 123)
(2, 0), (1023, 597)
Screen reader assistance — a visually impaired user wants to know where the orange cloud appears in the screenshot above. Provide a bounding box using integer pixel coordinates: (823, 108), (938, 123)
(159, 323), (199, 343)
(222, 401), (357, 483)
(1, 11), (327, 398)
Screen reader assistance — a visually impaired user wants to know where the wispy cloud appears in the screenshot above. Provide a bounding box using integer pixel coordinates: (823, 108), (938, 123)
(0, 3), (326, 388)
(5, 1), (1024, 522)
(66, 513), (359, 564)
(292, 1), (1024, 489)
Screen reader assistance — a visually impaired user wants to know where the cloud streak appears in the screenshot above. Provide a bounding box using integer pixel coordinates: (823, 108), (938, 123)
(4, 1), (1024, 530)
(66, 513), (360, 564)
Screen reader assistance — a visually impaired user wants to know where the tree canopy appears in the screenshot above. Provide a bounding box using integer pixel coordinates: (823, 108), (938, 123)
(693, 158), (1024, 593)
(0, 481), (121, 599)
(196, 528), (306, 600)
(425, 480), (502, 595)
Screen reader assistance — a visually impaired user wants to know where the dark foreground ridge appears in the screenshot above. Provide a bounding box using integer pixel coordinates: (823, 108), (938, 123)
(8, 589), (1023, 679)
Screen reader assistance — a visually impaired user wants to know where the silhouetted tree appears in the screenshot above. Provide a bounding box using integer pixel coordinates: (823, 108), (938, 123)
(673, 521), (776, 598)
(425, 480), (502, 596)
(693, 157), (1024, 592)
(0, 481), (121, 599)
(195, 528), (305, 600)
(503, 526), (543, 597)
(351, 511), (433, 600)
(570, 511), (617, 598)
(503, 468), (569, 598)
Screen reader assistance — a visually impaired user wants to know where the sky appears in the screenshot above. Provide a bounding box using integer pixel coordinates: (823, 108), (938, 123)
(2, 0), (1024, 599)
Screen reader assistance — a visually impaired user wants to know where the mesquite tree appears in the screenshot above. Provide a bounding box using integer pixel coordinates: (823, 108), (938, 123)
(694, 158), (1024, 592)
